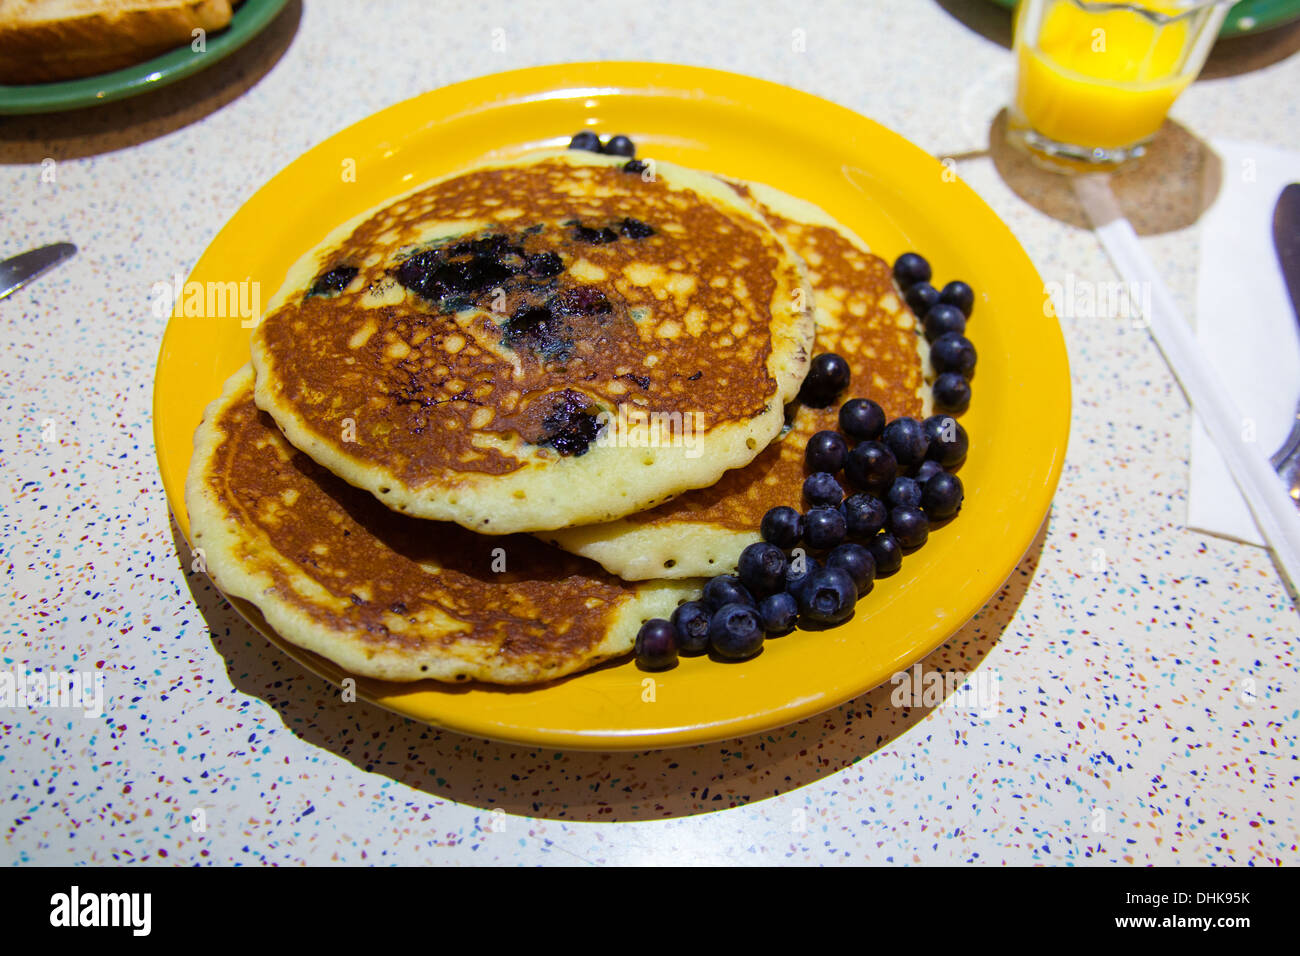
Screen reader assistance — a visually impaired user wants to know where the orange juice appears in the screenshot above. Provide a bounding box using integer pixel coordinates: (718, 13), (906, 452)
(1014, 1), (1201, 152)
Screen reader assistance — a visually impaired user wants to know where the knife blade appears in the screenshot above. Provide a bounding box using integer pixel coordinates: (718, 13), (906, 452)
(0, 242), (77, 300)
(1276, 183), (1300, 330)
(1269, 184), (1300, 466)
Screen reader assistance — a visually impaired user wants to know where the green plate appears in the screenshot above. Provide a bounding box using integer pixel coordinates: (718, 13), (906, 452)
(0, 0), (289, 115)
(987, 0), (1300, 36)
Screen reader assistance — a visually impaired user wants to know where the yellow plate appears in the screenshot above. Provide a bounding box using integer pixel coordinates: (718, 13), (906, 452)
(155, 62), (1070, 751)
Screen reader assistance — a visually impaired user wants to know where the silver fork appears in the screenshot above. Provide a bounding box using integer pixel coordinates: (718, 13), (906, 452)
(1270, 413), (1300, 471)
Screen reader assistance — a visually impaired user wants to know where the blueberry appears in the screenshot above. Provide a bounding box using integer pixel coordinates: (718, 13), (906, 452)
(933, 372), (972, 415)
(841, 492), (887, 537)
(760, 506), (803, 549)
(635, 618), (678, 670)
(758, 591), (799, 634)
(526, 251), (564, 277)
(881, 417), (930, 471)
(845, 440), (897, 493)
(551, 285), (613, 316)
(826, 542), (875, 593)
(868, 532), (903, 576)
(923, 303), (967, 343)
(703, 574), (755, 611)
(533, 388), (603, 454)
(670, 601), (713, 655)
(738, 541), (789, 595)
(923, 415), (969, 468)
(803, 507), (847, 550)
(806, 430), (848, 473)
(709, 603), (765, 660)
(886, 476), (923, 510)
(839, 397), (886, 442)
(619, 217), (654, 239)
(904, 282), (939, 317)
(939, 280), (975, 317)
(921, 472), (964, 521)
(889, 506), (930, 550)
(803, 471), (844, 509)
(568, 130), (602, 152)
(571, 223), (620, 244)
(930, 333), (977, 379)
(784, 557), (817, 601)
(799, 567), (858, 624)
(800, 353), (851, 406)
(307, 265), (359, 297)
(604, 134), (636, 158)
(893, 252), (931, 290)
(914, 460), (944, 485)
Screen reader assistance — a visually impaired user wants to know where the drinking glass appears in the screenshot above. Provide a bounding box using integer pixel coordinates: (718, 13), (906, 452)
(1008, 0), (1238, 170)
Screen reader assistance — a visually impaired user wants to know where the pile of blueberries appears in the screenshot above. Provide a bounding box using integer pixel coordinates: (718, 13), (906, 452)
(894, 252), (978, 416)
(634, 251), (977, 670)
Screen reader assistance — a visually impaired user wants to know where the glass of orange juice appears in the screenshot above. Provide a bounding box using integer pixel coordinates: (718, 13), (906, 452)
(1008, 0), (1237, 170)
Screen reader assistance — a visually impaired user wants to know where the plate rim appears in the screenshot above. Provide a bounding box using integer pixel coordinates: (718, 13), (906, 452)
(0, 0), (290, 114)
(155, 61), (1071, 751)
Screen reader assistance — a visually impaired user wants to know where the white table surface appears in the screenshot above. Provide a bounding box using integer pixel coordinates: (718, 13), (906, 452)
(2, 0), (1297, 865)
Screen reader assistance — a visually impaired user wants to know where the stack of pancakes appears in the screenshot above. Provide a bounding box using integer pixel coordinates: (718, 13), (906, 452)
(186, 149), (930, 685)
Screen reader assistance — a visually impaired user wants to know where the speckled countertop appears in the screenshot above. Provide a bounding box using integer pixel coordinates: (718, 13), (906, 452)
(3, 0), (1297, 866)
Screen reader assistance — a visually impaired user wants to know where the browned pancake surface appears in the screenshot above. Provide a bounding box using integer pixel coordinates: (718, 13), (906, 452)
(190, 371), (694, 683)
(255, 157), (795, 483)
(622, 205), (925, 535)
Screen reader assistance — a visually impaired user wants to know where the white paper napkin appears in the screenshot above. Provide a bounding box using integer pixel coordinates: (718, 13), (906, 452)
(1188, 140), (1300, 547)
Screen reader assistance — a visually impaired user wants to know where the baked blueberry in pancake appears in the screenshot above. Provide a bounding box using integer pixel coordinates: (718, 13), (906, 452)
(544, 180), (931, 580)
(249, 150), (815, 535)
(186, 367), (699, 684)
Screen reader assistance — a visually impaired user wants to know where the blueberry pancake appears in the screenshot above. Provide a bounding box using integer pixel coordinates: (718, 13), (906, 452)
(249, 150), (815, 535)
(186, 366), (699, 683)
(544, 180), (931, 579)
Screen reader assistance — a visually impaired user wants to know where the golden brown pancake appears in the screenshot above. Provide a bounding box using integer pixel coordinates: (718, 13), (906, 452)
(186, 367), (698, 684)
(250, 150), (814, 535)
(545, 180), (930, 579)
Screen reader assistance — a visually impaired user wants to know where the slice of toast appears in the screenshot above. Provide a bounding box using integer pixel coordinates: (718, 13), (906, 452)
(0, 0), (237, 84)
